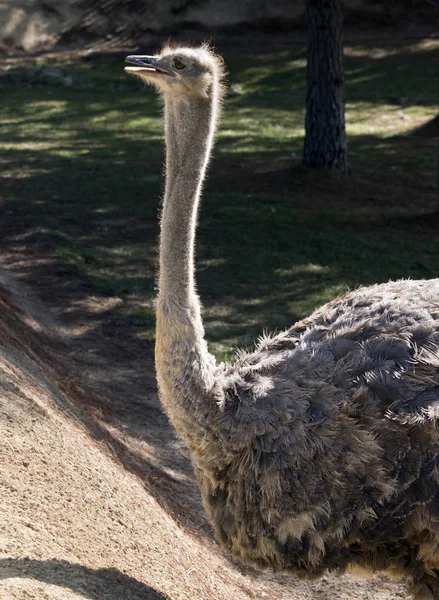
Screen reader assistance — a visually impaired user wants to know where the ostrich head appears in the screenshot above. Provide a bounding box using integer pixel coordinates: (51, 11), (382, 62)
(124, 42), (225, 99)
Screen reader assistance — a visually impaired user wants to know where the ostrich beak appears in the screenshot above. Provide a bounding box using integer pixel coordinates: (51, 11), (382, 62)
(124, 55), (173, 77)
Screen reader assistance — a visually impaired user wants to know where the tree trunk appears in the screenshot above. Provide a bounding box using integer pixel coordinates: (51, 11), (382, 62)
(303, 0), (348, 172)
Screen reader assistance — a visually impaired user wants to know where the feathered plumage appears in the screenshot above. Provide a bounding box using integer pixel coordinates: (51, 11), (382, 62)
(197, 280), (439, 597)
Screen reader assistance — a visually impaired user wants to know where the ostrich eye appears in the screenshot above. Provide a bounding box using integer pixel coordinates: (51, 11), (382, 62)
(173, 57), (186, 70)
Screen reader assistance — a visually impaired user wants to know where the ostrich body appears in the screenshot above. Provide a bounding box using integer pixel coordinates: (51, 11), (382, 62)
(125, 44), (439, 599)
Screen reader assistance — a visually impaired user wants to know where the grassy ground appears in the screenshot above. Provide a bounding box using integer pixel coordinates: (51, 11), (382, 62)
(0, 38), (438, 358)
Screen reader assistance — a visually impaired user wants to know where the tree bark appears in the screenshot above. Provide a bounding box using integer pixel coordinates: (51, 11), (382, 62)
(303, 0), (348, 172)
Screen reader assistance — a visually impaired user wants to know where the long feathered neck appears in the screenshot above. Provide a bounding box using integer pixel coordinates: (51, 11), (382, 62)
(158, 92), (217, 308)
(156, 82), (220, 405)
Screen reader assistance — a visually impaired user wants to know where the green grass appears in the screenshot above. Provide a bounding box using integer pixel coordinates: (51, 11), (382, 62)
(0, 39), (438, 359)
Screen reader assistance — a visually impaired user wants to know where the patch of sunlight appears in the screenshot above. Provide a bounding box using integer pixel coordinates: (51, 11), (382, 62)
(20, 99), (68, 115)
(347, 73), (381, 85)
(346, 101), (392, 112)
(200, 256), (227, 265)
(203, 304), (234, 318)
(198, 257), (227, 272)
(404, 105), (438, 118)
(48, 148), (89, 158)
(289, 58), (307, 69)
(15, 126), (80, 139)
(87, 102), (110, 111)
(218, 127), (259, 139)
(125, 117), (162, 130)
(3, 167), (48, 178)
(105, 245), (146, 258)
(226, 108), (296, 120)
(237, 297), (265, 307)
(345, 39), (439, 59)
(218, 128), (240, 137)
(223, 142), (288, 154)
(261, 122), (302, 139)
(206, 320), (235, 333)
(90, 111), (159, 128)
(95, 109), (122, 120)
(2, 141), (57, 151)
(230, 83), (245, 95)
(225, 107), (258, 117)
(93, 207), (114, 215)
(347, 105), (437, 137)
(275, 264), (330, 277)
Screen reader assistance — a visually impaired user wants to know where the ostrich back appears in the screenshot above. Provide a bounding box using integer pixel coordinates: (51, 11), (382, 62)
(190, 279), (439, 587)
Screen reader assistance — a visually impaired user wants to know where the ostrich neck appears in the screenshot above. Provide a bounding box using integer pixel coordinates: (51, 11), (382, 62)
(158, 94), (215, 308)
(156, 91), (218, 406)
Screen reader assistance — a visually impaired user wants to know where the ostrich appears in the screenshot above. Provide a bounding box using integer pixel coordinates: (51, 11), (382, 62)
(124, 43), (439, 599)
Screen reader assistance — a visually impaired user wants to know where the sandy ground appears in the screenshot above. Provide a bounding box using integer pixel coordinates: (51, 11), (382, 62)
(0, 250), (413, 600)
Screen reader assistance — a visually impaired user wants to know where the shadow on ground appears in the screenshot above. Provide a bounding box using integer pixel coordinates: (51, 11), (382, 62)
(0, 558), (167, 600)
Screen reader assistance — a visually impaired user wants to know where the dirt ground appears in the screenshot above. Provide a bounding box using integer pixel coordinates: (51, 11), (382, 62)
(0, 204), (411, 600)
